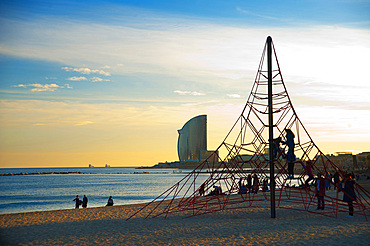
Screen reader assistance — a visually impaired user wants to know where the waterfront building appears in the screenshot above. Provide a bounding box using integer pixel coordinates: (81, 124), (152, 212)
(177, 115), (207, 162)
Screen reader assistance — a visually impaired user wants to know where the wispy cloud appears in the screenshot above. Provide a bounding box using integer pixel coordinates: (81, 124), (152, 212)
(91, 77), (110, 82)
(236, 7), (280, 20)
(12, 83), (72, 92)
(75, 121), (94, 126)
(227, 94), (241, 98)
(62, 67), (111, 76)
(67, 76), (87, 81)
(174, 90), (205, 96)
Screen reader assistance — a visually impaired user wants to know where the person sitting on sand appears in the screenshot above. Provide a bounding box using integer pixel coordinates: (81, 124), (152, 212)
(214, 185), (220, 195)
(106, 196), (114, 206)
(73, 195), (80, 209)
(208, 185), (221, 196)
(199, 183), (205, 196)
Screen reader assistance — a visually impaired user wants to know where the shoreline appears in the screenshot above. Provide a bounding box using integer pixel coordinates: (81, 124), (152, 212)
(1, 181), (370, 245)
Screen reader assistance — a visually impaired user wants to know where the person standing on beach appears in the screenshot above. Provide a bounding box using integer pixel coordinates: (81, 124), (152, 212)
(325, 172), (332, 191)
(341, 173), (356, 217)
(315, 175), (326, 210)
(333, 171), (340, 190)
(246, 174), (252, 193)
(252, 174), (259, 194)
(73, 195), (80, 209)
(82, 195), (88, 208)
(106, 196), (114, 206)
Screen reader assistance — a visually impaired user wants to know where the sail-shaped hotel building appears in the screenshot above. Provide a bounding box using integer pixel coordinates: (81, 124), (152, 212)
(177, 115), (207, 162)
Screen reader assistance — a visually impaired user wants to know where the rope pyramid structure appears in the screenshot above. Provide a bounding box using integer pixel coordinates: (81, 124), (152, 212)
(128, 37), (370, 220)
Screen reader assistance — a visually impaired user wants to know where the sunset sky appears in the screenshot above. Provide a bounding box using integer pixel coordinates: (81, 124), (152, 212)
(0, 0), (369, 168)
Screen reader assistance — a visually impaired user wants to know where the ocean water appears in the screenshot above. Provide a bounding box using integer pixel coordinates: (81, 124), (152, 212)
(0, 167), (208, 215)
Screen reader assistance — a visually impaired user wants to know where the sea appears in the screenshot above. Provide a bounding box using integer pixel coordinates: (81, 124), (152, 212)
(0, 167), (208, 215)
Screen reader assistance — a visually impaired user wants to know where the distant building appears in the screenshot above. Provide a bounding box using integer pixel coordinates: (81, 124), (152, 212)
(356, 152), (370, 169)
(177, 115), (207, 162)
(325, 152), (355, 170)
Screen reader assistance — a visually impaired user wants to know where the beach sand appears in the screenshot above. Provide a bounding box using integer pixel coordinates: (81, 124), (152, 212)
(1, 181), (370, 245)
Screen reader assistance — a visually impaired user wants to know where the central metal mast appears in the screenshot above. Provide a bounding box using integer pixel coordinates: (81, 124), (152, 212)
(267, 36), (276, 218)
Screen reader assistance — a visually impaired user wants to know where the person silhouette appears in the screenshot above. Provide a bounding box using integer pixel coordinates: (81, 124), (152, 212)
(342, 173), (356, 217)
(283, 129), (295, 178)
(106, 196), (114, 206)
(73, 195), (80, 209)
(82, 195), (88, 208)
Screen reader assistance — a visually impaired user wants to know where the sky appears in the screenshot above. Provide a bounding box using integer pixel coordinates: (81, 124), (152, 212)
(0, 0), (369, 168)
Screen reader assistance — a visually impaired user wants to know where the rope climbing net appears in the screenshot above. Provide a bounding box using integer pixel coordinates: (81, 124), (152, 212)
(127, 37), (370, 221)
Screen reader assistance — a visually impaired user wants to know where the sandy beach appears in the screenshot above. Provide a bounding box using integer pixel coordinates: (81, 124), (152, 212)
(1, 181), (370, 245)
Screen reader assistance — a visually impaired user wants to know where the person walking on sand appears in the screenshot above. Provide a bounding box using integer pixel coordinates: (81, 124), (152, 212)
(82, 195), (88, 208)
(341, 173), (356, 217)
(106, 196), (114, 206)
(73, 195), (80, 209)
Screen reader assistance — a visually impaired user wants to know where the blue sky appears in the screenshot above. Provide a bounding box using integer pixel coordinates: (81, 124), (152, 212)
(0, 0), (369, 167)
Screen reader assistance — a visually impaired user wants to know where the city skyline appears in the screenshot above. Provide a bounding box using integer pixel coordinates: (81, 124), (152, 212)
(0, 0), (369, 167)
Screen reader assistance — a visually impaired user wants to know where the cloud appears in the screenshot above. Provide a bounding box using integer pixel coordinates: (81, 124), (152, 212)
(12, 83), (72, 92)
(31, 84), (59, 92)
(1, 9), (369, 113)
(91, 77), (110, 82)
(174, 90), (205, 96)
(67, 76), (87, 81)
(236, 7), (280, 20)
(12, 84), (27, 88)
(62, 67), (111, 76)
(75, 121), (94, 126)
(227, 94), (241, 98)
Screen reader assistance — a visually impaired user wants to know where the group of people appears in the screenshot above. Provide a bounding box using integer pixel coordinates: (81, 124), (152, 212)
(238, 174), (268, 194)
(73, 195), (114, 209)
(313, 171), (357, 217)
(299, 159), (357, 216)
(208, 185), (222, 196)
(73, 195), (88, 209)
(200, 174), (270, 197)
